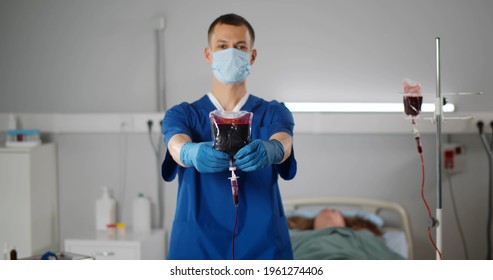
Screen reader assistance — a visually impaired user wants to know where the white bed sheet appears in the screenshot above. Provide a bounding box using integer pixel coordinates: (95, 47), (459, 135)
(382, 230), (408, 259)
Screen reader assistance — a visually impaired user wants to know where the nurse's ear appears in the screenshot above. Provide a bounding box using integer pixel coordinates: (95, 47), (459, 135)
(249, 49), (257, 66)
(205, 47), (213, 65)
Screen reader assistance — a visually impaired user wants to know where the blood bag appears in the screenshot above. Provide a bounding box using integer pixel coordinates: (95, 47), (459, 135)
(210, 110), (253, 158)
(403, 79), (423, 116)
(403, 95), (423, 116)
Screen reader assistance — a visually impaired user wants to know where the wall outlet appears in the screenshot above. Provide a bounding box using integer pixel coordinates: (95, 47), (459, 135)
(132, 113), (164, 133)
(443, 143), (465, 175)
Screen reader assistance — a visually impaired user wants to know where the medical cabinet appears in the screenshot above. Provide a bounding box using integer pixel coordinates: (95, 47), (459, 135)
(0, 143), (59, 259)
(64, 229), (165, 260)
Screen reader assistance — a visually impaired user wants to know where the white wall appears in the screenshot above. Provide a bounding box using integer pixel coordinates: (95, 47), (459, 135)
(1, 0), (492, 259)
(2, 0), (493, 112)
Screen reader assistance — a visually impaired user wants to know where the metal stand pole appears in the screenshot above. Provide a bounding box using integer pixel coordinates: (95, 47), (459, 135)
(155, 16), (166, 112)
(154, 16), (166, 229)
(435, 37), (443, 260)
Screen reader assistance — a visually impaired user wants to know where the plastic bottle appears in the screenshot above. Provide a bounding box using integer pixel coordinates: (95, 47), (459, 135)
(95, 186), (117, 231)
(8, 114), (16, 130)
(132, 193), (151, 233)
(3, 243), (8, 260)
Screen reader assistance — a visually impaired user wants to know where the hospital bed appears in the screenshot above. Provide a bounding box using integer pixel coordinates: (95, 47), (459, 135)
(283, 196), (413, 260)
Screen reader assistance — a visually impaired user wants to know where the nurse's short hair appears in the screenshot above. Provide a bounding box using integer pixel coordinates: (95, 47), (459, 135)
(208, 13), (255, 46)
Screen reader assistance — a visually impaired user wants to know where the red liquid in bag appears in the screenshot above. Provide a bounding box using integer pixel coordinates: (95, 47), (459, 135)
(403, 96), (423, 116)
(210, 111), (253, 157)
(212, 123), (251, 157)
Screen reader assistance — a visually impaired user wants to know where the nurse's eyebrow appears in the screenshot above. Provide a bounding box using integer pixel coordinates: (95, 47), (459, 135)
(234, 41), (247, 46)
(215, 39), (248, 45)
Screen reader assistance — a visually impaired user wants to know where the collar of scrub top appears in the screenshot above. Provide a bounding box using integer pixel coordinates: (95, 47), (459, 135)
(207, 92), (250, 112)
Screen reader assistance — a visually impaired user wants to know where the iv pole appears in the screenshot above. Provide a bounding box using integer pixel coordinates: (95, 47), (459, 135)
(426, 37), (480, 259)
(434, 37), (443, 260)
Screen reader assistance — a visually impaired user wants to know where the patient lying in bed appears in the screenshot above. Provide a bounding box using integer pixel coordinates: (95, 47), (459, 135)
(287, 208), (404, 260)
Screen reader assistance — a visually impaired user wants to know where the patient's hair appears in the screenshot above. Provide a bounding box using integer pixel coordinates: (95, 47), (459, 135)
(287, 215), (383, 236)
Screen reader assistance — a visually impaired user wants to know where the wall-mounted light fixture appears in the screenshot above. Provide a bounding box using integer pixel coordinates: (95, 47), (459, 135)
(284, 102), (455, 113)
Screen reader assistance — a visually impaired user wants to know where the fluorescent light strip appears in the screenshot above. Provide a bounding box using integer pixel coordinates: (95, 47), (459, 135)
(284, 102), (455, 113)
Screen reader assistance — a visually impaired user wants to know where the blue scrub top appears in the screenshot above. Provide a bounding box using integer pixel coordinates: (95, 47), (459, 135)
(162, 94), (297, 260)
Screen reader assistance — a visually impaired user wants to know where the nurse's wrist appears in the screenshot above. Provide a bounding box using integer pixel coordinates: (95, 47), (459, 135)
(267, 139), (285, 164)
(180, 142), (196, 167)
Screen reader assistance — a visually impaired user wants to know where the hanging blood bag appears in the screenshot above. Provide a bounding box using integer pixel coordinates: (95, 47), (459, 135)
(209, 110), (253, 158)
(403, 96), (423, 116)
(403, 78), (423, 116)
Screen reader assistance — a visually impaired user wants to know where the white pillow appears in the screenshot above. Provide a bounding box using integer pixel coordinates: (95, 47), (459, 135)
(286, 208), (384, 228)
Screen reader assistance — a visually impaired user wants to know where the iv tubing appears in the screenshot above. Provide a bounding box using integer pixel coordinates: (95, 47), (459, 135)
(413, 118), (443, 259)
(232, 203), (239, 260)
(229, 159), (239, 260)
(229, 159), (239, 206)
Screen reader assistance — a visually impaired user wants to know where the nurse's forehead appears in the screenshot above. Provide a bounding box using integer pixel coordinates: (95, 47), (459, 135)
(210, 24), (252, 43)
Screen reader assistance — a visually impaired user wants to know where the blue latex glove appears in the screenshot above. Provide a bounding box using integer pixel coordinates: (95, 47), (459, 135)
(180, 141), (230, 173)
(234, 139), (285, 172)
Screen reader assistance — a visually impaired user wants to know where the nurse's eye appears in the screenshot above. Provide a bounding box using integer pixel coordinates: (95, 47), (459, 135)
(236, 45), (247, 51)
(218, 44), (228, 49)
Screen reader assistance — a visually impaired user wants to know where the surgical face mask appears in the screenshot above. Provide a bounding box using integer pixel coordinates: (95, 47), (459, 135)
(211, 48), (251, 85)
